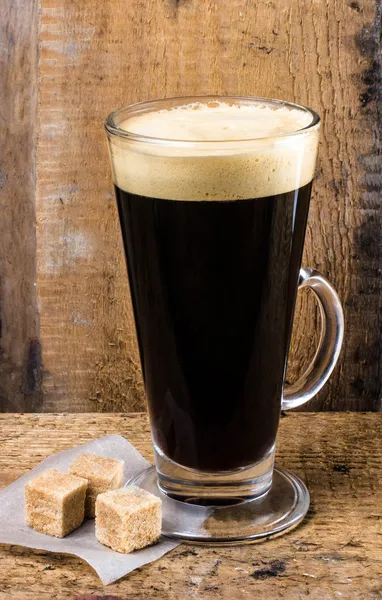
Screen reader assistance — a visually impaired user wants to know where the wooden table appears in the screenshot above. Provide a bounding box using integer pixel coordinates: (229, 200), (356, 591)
(0, 413), (380, 599)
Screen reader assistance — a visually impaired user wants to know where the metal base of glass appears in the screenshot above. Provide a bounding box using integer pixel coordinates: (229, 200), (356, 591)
(129, 465), (310, 544)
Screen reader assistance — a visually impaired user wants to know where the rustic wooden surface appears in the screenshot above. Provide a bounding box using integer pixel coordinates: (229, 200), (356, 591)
(1, 0), (382, 411)
(0, 413), (381, 599)
(0, 0), (41, 411)
(35, 0), (382, 412)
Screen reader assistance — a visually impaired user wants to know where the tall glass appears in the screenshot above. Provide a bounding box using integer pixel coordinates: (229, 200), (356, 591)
(105, 97), (343, 542)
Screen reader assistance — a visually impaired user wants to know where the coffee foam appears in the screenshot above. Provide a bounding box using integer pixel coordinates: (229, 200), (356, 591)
(108, 102), (319, 201)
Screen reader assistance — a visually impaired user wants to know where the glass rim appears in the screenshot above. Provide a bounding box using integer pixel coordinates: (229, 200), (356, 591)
(104, 95), (320, 146)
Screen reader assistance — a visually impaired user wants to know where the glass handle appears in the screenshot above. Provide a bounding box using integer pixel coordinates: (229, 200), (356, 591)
(282, 267), (344, 410)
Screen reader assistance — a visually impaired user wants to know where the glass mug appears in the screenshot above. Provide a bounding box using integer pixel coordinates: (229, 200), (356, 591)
(105, 96), (344, 542)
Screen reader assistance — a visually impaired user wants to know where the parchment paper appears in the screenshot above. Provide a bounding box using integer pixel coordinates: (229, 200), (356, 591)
(0, 434), (180, 585)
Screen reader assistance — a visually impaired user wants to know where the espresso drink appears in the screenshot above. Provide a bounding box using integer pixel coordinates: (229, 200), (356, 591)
(110, 102), (318, 472)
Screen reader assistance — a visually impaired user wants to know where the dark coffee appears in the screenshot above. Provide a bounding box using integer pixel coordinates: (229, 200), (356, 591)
(115, 183), (312, 472)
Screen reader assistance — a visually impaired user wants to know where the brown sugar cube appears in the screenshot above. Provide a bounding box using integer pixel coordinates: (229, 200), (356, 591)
(95, 486), (162, 553)
(25, 469), (87, 538)
(69, 453), (124, 518)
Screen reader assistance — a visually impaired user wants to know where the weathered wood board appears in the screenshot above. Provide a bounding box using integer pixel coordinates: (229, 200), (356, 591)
(0, 0), (41, 411)
(1, 0), (381, 411)
(0, 413), (381, 598)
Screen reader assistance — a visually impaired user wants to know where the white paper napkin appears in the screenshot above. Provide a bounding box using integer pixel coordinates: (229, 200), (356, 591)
(0, 434), (180, 585)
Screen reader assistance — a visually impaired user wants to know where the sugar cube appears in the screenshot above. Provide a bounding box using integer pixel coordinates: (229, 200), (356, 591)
(69, 453), (124, 518)
(95, 486), (161, 553)
(25, 469), (87, 538)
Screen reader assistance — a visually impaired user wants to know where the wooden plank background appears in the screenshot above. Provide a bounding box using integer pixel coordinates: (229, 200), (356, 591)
(1, 0), (381, 412)
(0, 0), (42, 411)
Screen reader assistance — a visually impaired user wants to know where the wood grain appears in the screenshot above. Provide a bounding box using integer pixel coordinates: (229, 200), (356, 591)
(0, 0), (380, 412)
(0, 413), (381, 598)
(0, 0), (42, 411)
(34, 0), (382, 412)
